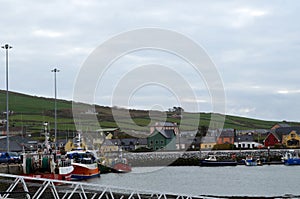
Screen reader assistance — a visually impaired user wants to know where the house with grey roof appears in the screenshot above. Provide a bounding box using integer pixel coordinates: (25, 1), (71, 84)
(176, 131), (200, 150)
(234, 133), (263, 149)
(147, 129), (176, 151)
(0, 135), (37, 152)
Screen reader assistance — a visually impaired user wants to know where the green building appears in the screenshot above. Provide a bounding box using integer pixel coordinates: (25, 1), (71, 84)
(147, 129), (176, 151)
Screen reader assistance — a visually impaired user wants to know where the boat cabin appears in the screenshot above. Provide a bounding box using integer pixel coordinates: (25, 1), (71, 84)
(205, 155), (217, 161)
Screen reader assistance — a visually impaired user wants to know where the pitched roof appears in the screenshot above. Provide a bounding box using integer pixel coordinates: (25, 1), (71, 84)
(102, 139), (115, 146)
(150, 129), (175, 139)
(235, 134), (254, 142)
(219, 129), (235, 137)
(201, 136), (216, 143)
(264, 132), (281, 142)
(159, 129), (175, 138)
(276, 123), (291, 128)
(0, 135), (33, 152)
(152, 122), (177, 127)
(273, 127), (300, 138)
(176, 136), (200, 144)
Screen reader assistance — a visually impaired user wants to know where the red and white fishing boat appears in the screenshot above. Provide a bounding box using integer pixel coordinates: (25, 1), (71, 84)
(23, 154), (74, 181)
(22, 123), (74, 181)
(66, 132), (100, 180)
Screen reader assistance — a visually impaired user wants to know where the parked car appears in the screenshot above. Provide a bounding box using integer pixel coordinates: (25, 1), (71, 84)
(0, 152), (21, 164)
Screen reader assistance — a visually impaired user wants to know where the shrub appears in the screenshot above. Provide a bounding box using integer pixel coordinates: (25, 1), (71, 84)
(212, 143), (235, 150)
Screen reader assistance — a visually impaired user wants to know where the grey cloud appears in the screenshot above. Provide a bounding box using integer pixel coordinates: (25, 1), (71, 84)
(0, 0), (300, 121)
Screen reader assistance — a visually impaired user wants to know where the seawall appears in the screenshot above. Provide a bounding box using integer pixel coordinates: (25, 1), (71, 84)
(0, 164), (23, 175)
(124, 149), (290, 166)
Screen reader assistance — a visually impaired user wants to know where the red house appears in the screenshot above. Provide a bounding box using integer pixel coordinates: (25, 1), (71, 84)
(264, 132), (280, 147)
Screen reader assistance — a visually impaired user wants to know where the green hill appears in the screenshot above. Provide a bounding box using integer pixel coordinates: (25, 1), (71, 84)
(0, 90), (297, 138)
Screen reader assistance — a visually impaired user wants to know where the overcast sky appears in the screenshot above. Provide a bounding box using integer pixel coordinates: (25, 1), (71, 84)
(0, 0), (300, 122)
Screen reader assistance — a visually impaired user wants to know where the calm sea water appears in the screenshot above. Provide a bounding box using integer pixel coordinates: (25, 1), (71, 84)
(88, 165), (300, 197)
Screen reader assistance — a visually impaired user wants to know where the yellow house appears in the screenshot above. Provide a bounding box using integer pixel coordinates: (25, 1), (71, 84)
(282, 130), (300, 148)
(200, 136), (216, 150)
(99, 139), (122, 154)
(64, 139), (87, 152)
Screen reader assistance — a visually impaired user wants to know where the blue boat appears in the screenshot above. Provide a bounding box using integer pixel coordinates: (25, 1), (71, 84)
(282, 150), (300, 165)
(244, 156), (263, 166)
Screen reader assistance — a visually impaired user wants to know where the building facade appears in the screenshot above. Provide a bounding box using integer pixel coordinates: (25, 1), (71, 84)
(282, 130), (300, 148)
(147, 129), (176, 151)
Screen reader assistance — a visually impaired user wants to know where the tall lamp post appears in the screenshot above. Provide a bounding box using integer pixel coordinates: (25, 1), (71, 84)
(1, 44), (12, 152)
(51, 68), (59, 151)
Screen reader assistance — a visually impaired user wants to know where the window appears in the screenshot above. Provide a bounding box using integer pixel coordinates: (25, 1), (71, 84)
(160, 140), (164, 144)
(155, 140), (158, 144)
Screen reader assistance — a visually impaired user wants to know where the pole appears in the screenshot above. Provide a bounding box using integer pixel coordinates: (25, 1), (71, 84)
(51, 68), (59, 151)
(267, 146), (270, 164)
(1, 44), (12, 152)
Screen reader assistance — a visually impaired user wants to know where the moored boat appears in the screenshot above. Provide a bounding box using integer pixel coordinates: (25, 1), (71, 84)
(67, 150), (100, 180)
(282, 150), (300, 165)
(97, 162), (114, 174)
(22, 123), (74, 181)
(66, 132), (100, 180)
(97, 156), (131, 173)
(244, 156), (263, 166)
(111, 157), (132, 173)
(200, 155), (237, 167)
(23, 153), (74, 181)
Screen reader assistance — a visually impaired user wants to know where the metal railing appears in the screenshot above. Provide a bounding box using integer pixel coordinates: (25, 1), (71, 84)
(0, 173), (202, 199)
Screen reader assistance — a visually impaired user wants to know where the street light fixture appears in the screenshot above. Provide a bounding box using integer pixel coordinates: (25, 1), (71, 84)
(1, 44), (12, 152)
(51, 68), (60, 151)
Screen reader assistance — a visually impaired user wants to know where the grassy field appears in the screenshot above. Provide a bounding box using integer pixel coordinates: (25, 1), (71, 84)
(0, 90), (296, 138)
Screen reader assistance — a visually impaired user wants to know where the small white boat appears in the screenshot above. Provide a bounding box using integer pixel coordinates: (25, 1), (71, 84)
(200, 155), (237, 167)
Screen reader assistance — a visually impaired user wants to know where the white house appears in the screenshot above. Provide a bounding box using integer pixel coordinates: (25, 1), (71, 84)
(234, 133), (263, 149)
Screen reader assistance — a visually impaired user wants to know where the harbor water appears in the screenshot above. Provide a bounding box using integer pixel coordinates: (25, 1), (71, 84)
(89, 165), (300, 197)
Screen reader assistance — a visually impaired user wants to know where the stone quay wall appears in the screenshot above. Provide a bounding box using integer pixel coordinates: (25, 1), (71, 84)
(123, 149), (293, 166)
